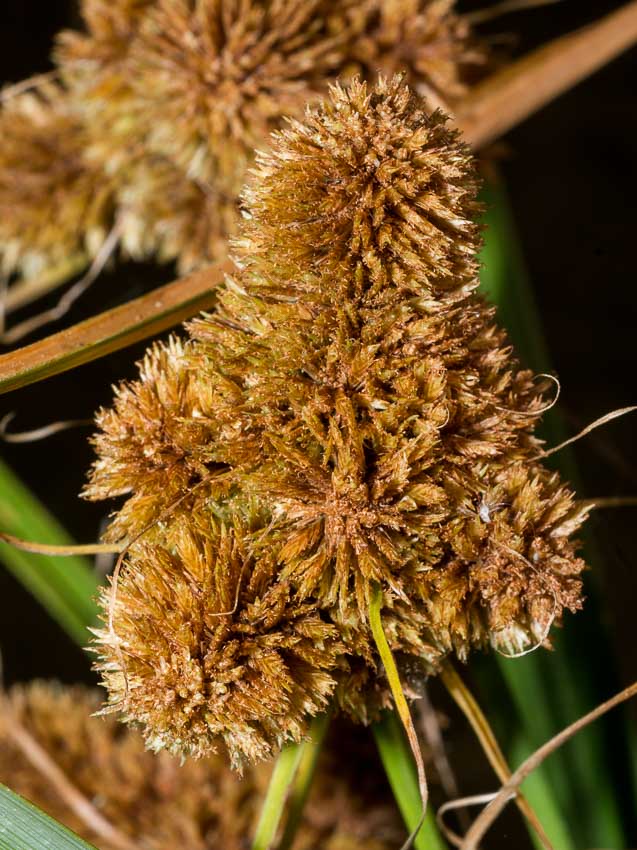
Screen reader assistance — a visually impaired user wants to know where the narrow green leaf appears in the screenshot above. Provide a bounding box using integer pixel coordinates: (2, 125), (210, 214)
(373, 712), (447, 850)
(0, 785), (97, 850)
(509, 734), (575, 850)
(479, 178), (628, 847)
(0, 457), (99, 644)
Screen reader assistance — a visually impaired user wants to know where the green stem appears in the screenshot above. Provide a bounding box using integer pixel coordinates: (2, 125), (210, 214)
(252, 715), (329, 850)
(277, 712), (331, 850)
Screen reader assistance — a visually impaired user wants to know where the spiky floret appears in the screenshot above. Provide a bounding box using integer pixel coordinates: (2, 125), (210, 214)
(87, 77), (588, 755)
(123, 0), (366, 186)
(51, 0), (488, 274)
(240, 75), (482, 296)
(186, 78), (586, 643)
(0, 81), (111, 280)
(83, 337), (224, 542)
(94, 507), (342, 766)
(0, 683), (401, 850)
(352, 0), (486, 107)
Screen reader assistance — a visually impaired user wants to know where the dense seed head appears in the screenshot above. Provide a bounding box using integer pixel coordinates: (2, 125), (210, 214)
(0, 81), (111, 280)
(83, 337), (224, 542)
(94, 508), (342, 767)
(240, 76), (482, 298)
(87, 77), (588, 760)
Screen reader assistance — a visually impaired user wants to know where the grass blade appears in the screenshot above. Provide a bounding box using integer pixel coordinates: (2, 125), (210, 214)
(277, 712), (331, 850)
(0, 785), (97, 850)
(0, 458), (99, 644)
(373, 711), (447, 850)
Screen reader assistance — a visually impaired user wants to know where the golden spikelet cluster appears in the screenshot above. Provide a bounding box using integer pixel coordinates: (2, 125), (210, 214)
(0, 81), (111, 280)
(97, 508), (343, 766)
(0, 682), (401, 849)
(86, 77), (587, 764)
(0, 0), (487, 288)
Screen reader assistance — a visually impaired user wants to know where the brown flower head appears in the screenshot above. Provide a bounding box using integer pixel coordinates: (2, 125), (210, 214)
(0, 682), (401, 850)
(183, 78), (587, 648)
(0, 1), (488, 291)
(240, 74), (482, 294)
(0, 80), (111, 281)
(88, 77), (588, 749)
(83, 336), (223, 542)
(94, 507), (342, 766)
(352, 0), (486, 107)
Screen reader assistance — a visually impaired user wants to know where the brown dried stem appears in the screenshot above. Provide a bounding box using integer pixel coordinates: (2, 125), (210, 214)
(458, 0), (637, 149)
(0, 530), (121, 556)
(0, 259), (234, 394)
(460, 680), (637, 849)
(440, 662), (554, 850)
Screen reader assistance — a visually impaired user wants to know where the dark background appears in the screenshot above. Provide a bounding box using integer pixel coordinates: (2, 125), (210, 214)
(0, 2), (634, 847)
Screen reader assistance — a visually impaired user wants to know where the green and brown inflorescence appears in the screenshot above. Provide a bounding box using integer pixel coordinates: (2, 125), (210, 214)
(0, 682), (402, 849)
(0, 0), (487, 288)
(86, 76), (588, 766)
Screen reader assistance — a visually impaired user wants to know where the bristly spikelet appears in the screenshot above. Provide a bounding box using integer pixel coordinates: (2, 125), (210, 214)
(0, 81), (111, 280)
(240, 75), (482, 291)
(83, 336), (225, 542)
(123, 0), (365, 187)
(0, 683), (402, 850)
(94, 508), (342, 767)
(352, 0), (486, 107)
(87, 76), (588, 757)
(51, 0), (488, 275)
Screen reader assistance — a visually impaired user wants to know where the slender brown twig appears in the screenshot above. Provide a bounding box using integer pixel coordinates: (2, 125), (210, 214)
(0, 531), (121, 556)
(440, 662), (554, 850)
(457, 0), (637, 149)
(460, 680), (637, 849)
(0, 259), (234, 395)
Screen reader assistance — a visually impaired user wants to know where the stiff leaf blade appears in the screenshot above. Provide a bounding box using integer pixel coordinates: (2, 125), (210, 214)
(479, 178), (628, 847)
(373, 712), (447, 850)
(0, 785), (97, 850)
(0, 458), (99, 644)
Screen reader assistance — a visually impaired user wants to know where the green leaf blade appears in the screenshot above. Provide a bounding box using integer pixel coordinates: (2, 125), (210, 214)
(373, 711), (447, 850)
(0, 458), (99, 644)
(0, 785), (98, 850)
(479, 179), (630, 847)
